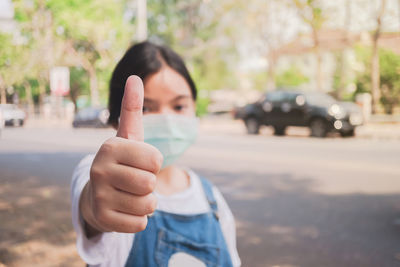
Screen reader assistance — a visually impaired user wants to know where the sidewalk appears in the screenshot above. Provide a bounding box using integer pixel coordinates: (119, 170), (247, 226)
(199, 114), (400, 140)
(22, 115), (400, 140)
(24, 116), (73, 129)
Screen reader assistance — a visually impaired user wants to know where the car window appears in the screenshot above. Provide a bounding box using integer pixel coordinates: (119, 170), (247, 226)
(283, 93), (297, 103)
(266, 91), (285, 103)
(305, 93), (336, 105)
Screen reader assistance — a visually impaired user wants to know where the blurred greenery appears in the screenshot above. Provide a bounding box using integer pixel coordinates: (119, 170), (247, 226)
(355, 46), (400, 114)
(1, 0), (400, 116)
(1, 0), (239, 116)
(276, 66), (309, 88)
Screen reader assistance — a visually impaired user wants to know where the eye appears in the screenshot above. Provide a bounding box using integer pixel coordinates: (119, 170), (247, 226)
(174, 105), (187, 112)
(143, 106), (151, 113)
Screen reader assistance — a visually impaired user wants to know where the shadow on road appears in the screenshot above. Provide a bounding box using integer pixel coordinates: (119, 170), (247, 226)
(0, 152), (86, 267)
(1, 152), (400, 267)
(197, 169), (400, 267)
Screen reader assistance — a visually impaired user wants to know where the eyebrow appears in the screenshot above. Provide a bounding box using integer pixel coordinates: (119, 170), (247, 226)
(144, 95), (191, 103)
(170, 95), (191, 102)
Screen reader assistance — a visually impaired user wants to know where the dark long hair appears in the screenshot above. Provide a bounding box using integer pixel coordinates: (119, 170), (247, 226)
(108, 41), (197, 127)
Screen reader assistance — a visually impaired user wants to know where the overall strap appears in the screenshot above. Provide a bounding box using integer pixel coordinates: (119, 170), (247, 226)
(199, 177), (219, 220)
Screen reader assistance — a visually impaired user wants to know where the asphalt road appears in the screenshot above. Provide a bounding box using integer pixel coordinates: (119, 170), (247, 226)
(1, 124), (400, 267)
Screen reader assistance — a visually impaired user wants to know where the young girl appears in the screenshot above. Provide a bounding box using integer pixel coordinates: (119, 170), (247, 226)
(71, 41), (241, 267)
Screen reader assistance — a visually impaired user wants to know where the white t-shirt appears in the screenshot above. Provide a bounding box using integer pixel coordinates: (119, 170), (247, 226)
(71, 155), (241, 267)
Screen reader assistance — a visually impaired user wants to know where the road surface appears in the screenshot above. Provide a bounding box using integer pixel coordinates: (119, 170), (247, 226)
(0, 123), (399, 267)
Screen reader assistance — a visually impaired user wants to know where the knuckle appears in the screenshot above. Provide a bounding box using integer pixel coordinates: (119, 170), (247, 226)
(92, 188), (108, 208)
(100, 138), (116, 154)
(93, 207), (109, 226)
(135, 216), (148, 232)
(90, 164), (105, 181)
(143, 173), (156, 193)
(145, 194), (157, 214)
(149, 148), (163, 173)
(126, 217), (147, 233)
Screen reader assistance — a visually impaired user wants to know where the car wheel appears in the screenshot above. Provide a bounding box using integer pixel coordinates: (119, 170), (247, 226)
(19, 119), (24, 126)
(310, 118), (328, 138)
(245, 117), (260, 135)
(273, 125), (286, 136)
(340, 129), (355, 137)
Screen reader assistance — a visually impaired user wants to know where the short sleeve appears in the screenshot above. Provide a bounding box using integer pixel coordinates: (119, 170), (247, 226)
(212, 187), (241, 267)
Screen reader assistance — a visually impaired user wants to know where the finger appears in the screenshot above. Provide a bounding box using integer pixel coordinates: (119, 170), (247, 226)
(99, 210), (148, 233)
(109, 164), (156, 196)
(116, 75), (144, 141)
(113, 137), (163, 174)
(110, 191), (157, 216)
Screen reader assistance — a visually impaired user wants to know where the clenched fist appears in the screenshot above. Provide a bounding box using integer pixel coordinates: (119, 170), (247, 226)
(80, 75), (163, 237)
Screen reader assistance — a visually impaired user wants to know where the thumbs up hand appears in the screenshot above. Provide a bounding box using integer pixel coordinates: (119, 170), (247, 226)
(80, 75), (163, 236)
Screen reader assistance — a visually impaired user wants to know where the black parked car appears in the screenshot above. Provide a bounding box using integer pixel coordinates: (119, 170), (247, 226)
(234, 91), (363, 137)
(72, 107), (110, 128)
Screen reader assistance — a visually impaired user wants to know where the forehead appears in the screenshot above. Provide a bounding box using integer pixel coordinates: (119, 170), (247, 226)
(143, 67), (192, 100)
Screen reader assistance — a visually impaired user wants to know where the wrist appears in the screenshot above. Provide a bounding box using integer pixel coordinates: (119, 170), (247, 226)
(79, 181), (104, 238)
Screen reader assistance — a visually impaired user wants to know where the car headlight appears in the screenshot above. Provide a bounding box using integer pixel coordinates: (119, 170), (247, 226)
(328, 104), (346, 120)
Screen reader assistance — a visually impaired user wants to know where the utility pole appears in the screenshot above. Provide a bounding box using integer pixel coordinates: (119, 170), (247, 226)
(136, 0), (147, 41)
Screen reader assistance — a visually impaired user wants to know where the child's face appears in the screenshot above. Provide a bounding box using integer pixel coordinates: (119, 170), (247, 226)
(142, 67), (195, 117)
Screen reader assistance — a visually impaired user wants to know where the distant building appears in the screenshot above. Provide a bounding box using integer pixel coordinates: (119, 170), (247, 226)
(272, 29), (400, 93)
(273, 29), (361, 92)
(375, 33), (400, 55)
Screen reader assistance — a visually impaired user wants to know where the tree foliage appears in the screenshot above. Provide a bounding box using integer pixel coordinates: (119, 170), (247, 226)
(2, 0), (400, 115)
(355, 46), (400, 114)
(276, 66), (309, 88)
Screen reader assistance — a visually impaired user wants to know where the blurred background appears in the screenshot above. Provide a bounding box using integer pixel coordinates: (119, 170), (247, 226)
(0, 0), (400, 266)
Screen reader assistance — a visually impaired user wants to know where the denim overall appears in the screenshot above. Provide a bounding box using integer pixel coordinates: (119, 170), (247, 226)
(124, 177), (234, 267)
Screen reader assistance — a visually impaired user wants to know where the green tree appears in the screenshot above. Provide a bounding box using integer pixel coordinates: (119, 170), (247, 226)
(355, 46), (400, 114)
(292, 0), (326, 91)
(146, 0), (238, 115)
(47, 0), (132, 107)
(12, 0), (132, 109)
(370, 0), (387, 114)
(0, 33), (31, 105)
(0, 34), (17, 104)
(379, 49), (400, 114)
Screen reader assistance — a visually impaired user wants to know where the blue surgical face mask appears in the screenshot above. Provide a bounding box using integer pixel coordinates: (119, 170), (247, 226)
(143, 114), (199, 169)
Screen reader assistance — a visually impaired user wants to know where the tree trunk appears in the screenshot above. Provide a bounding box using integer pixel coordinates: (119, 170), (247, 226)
(267, 54), (276, 91)
(371, 0), (386, 114)
(38, 80), (47, 115)
(371, 40), (380, 113)
(312, 28), (323, 91)
(136, 0), (147, 41)
(64, 41), (100, 107)
(336, 52), (345, 100)
(24, 81), (35, 116)
(0, 75), (6, 104)
(336, 0), (352, 100)
(315, 49), (323, 91)
(88, 67), (99, 106)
